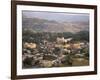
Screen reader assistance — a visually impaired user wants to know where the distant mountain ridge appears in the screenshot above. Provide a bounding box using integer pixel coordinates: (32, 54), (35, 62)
(22, 18), (89, 33)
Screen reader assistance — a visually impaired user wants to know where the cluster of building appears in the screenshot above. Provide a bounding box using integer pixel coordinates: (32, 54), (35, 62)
(22, 37), (89, 68)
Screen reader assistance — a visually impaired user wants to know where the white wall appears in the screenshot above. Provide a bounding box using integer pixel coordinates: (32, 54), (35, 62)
(0, 0), (99, 80)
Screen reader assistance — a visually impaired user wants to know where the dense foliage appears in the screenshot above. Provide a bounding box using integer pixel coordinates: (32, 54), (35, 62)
(22, 29), (89, 43)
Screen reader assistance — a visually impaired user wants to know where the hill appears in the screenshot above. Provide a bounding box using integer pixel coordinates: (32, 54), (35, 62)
(22, 18), (89, 33)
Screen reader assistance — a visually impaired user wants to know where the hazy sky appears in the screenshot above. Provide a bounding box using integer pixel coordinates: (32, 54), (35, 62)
(22, 11), (89, 22)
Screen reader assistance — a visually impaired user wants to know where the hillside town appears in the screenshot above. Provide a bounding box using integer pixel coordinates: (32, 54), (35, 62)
(22, 37), (89, 68)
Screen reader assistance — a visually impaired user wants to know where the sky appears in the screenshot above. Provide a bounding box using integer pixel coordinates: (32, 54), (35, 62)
(22, 10), (89, 22)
